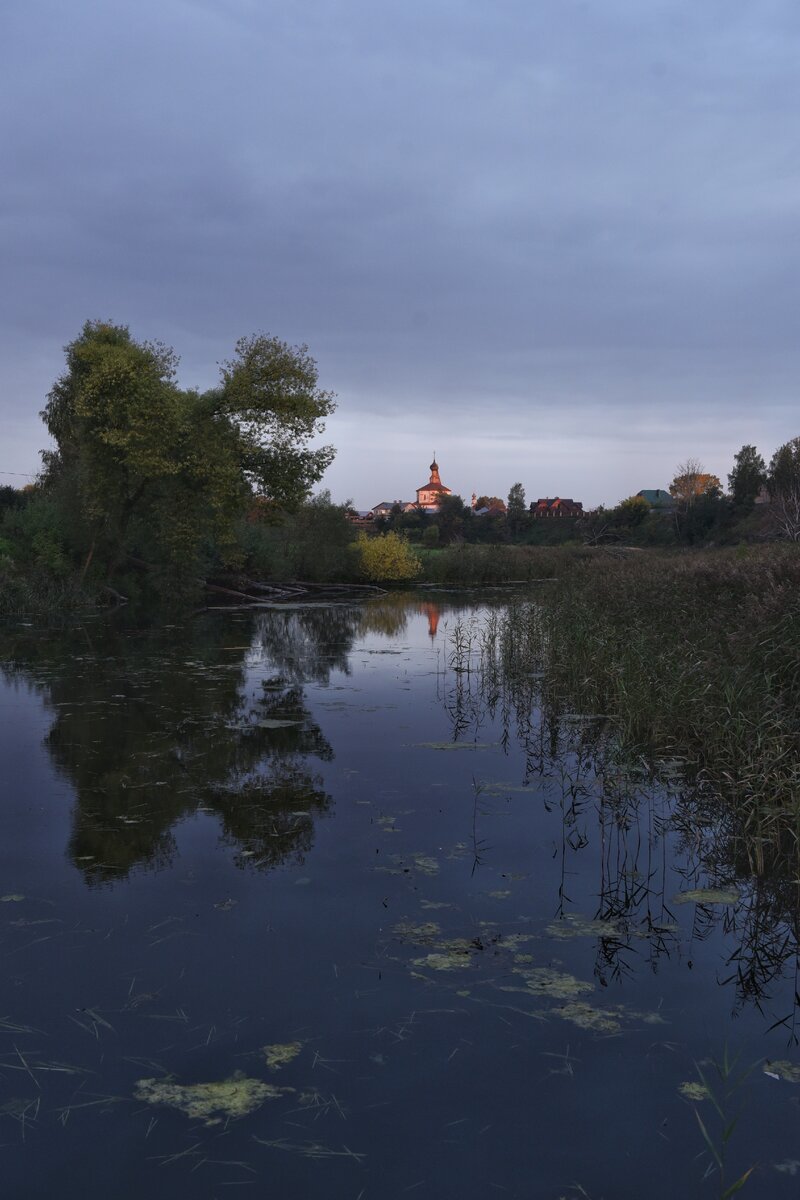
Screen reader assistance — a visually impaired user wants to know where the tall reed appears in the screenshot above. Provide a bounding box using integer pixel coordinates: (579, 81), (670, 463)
(478, 547), (800, 869)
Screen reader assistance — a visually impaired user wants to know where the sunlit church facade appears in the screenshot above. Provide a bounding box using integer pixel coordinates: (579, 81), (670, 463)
(370, 456), (452, 517)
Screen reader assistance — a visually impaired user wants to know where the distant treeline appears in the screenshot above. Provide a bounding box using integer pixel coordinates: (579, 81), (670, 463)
(1, 319), (799, 613)
(373, 442), (800, 549)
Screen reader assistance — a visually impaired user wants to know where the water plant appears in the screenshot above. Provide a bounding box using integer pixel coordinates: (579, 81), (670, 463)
(688, 1047), (756, 1198)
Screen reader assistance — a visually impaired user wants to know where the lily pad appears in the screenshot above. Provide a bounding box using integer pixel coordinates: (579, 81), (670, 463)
(134, 1072), (289, 1125)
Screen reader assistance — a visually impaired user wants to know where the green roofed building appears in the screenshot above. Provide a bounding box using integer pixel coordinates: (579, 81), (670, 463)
(636, 489), (674, 509)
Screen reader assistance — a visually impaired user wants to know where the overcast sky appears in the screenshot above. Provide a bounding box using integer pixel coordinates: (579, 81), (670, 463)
(3, 0), (799, 507)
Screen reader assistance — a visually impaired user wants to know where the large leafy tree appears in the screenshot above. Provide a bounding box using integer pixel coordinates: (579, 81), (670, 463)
(41, 321), (335, 584)
(669, 459), (722, 505)
(728, 444), (766, 509)
(668, 458), (725, 545)
(506, 482), (527, 534)
(768, 436), (800, 541)
(218, 333), (335, 506)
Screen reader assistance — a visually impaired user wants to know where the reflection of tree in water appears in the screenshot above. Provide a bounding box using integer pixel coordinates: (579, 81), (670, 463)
(441, 636), (800, 1020)
(251, 604), (365, 684)
(673, 789), (800, 1034)
(0, 613), (344, 886)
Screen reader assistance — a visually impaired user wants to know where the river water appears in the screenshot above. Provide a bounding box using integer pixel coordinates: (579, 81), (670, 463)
(0, 593), (798, 1199)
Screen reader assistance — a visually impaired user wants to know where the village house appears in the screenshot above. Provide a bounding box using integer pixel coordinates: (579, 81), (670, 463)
(531, 497), (584, 518)
(636, 489), (673, 510)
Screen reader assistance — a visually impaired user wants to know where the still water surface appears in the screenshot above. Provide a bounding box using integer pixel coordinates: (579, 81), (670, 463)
(0, 593), (798, 1199)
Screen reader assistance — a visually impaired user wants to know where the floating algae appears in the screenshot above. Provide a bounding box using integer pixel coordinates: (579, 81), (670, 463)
(673, 888), (740, 906)
(764, 1060), (800, 1083)
(488, 890), (511, 900)
(414, 742), (495, 751)
(134, 1072), (290, 1125)
(446, 842), (469, 859)
(411, 939), (477, 971)
(554, 1001), (621, 1033)
(412, 951), (474, 971)
(680, 1081), (710, 1101)
(392, 921), (441, 944)
(501, 933), (535, 952)
(380, 853), (441, 877)
(411, 854), (439, 876)
(546, 914), (619, 940)
(514, 967), (594, 999)
(629, 1010), (667, 1026)
(477, 781), (534, 795)
(263, 1042), (303, 1071)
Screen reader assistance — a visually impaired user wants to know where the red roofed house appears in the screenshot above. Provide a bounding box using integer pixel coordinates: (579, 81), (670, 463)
(531, 497), (583, 518)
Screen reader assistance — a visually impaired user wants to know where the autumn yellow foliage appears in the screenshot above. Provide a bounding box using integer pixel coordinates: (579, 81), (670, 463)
(355, 531), (421, 583)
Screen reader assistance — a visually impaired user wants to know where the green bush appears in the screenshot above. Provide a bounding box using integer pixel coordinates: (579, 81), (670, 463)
(356, 531), (421, 583)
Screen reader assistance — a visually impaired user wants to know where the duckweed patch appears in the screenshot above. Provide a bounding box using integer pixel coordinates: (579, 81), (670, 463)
(554, 1001), (621, 1033)
(392, 921), (441, 943)
(411, 854), (439, 876)
(680, 1082), (710, 1101)
(414, 742), (495, 752)
(546, 914), (619, 940)
(764, 1061), (800, 1083)
(263, 1042), (303, 1071)
(411, 940), (477, 971)
(478, 781), (534, 795)
(673, 888), (740, 906)
(412, 952), (473, 971)
(514, 967), (594, 999)
(134, 1072), (290, 1125)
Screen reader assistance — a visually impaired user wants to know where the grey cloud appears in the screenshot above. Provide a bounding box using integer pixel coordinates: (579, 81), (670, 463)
(2, 0), (799, 501)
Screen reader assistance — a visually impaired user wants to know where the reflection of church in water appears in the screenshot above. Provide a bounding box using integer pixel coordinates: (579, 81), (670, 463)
(420, 601), (440, 639)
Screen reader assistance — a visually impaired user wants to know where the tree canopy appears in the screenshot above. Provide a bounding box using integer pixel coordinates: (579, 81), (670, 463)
(669, 459), (722, 505)
(728, 445), (766, 509)
(40, 320), (336, 587)
(506, 482), (526, 531)
(768, 436), (800, 541)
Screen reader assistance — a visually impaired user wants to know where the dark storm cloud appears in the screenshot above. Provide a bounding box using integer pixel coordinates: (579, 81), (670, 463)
(2, 0), (800, 502)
